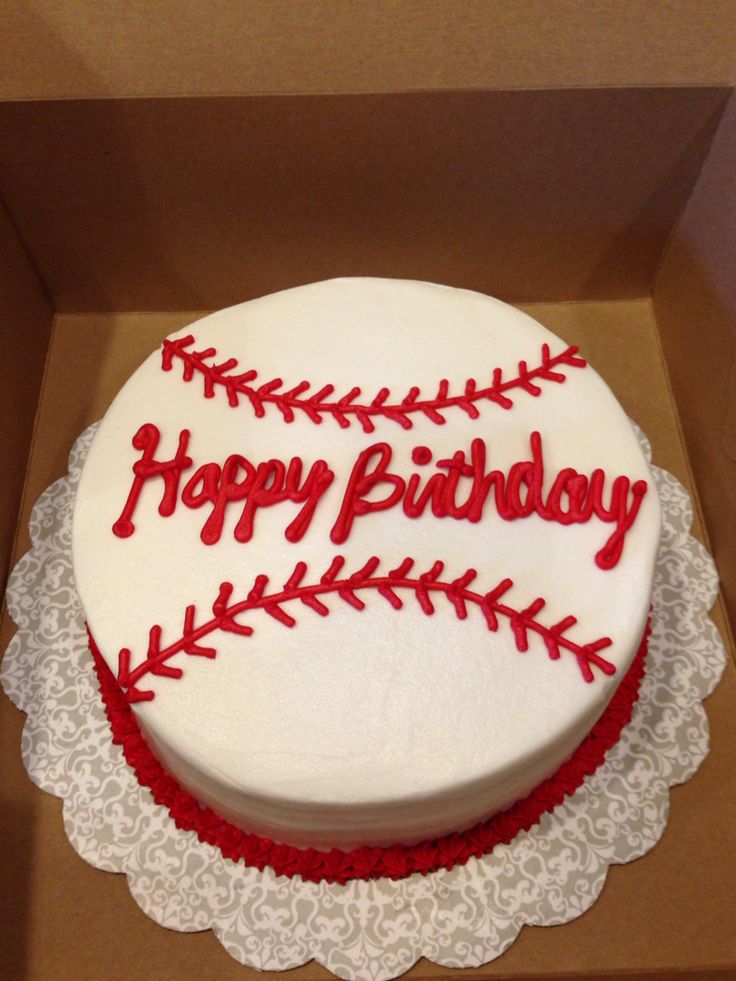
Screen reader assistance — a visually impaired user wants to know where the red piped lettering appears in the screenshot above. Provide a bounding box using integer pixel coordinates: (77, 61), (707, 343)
(181, 454), (334, 545)
(182, 455), (254, 545)
(112, 424), (192, 538)
(330, 443), (405, 543)
(593, 477), (648, 570)
(114, 424), (334, 546)
(113, 424), (647, 567)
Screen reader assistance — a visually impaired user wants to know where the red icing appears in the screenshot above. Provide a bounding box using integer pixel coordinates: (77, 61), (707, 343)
(330, 432), (648, 570)
(113, 423), (335, 546)
(113, 428), (647, 570)
(112, 556), (614, 703)
(411, 445), (433, 465)
(161, 334), (587, 431)
(112, 424), (192, 538)
(89, 619), (650, 884)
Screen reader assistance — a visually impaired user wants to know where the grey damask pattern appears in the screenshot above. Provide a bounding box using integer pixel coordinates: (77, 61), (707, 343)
(1, 423), (725, 981)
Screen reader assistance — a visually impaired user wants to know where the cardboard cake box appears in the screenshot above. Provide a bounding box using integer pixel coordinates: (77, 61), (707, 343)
(1, 4), (735, 979)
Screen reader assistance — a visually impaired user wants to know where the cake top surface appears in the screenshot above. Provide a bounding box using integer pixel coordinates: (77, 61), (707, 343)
(72, 278), (660, 806)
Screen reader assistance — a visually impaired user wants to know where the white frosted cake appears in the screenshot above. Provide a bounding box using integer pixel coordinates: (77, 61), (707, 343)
(72, 278), (660, 855)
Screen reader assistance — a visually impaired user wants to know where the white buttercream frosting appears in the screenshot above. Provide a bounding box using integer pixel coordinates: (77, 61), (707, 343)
(72, 278), (660, 849)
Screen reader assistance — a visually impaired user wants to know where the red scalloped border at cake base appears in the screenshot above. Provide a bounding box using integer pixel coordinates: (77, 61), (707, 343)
(88, 620), (650, 885)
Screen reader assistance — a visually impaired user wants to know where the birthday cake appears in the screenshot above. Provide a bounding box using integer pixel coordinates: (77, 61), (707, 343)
(72, 278), (660, 875)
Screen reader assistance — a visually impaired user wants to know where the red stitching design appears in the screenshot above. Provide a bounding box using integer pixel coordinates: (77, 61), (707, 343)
(90, 620), (650, 883)
(116, 556), (615, 703)
(161, 335), (586, 432)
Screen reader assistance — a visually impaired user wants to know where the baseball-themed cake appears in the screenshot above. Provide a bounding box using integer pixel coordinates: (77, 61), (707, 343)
(72, 278), (660, 881)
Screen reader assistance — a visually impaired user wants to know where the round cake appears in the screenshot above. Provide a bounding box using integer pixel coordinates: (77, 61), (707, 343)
(72, 278), (660, 852)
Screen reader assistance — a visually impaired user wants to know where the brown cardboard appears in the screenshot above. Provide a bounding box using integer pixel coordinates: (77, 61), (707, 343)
(0, 201), (53, 591)
(2, 7), (736, 971)
(2, 302), (735, 979)
(653, 91), (736, 637)
(0, 87), (729, 312)
(1, 0), (736, 100)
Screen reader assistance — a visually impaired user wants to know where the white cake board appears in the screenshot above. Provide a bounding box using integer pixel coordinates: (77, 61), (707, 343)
(0, 422), (726, 981)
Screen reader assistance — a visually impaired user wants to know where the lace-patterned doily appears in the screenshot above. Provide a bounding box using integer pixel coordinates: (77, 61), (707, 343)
(1, 422), (725, 981)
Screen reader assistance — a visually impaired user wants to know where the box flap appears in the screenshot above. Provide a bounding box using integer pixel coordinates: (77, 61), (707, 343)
(1, 1), (736, 100)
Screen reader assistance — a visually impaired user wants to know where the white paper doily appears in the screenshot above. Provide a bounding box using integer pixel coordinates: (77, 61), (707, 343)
(1, 422), (726, 981)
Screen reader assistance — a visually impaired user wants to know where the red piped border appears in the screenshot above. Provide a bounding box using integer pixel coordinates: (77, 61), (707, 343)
(89, 621), (649, 884)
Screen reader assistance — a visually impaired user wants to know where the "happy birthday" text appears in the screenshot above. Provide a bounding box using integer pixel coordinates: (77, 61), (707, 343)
(112, 424), (648, 570)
